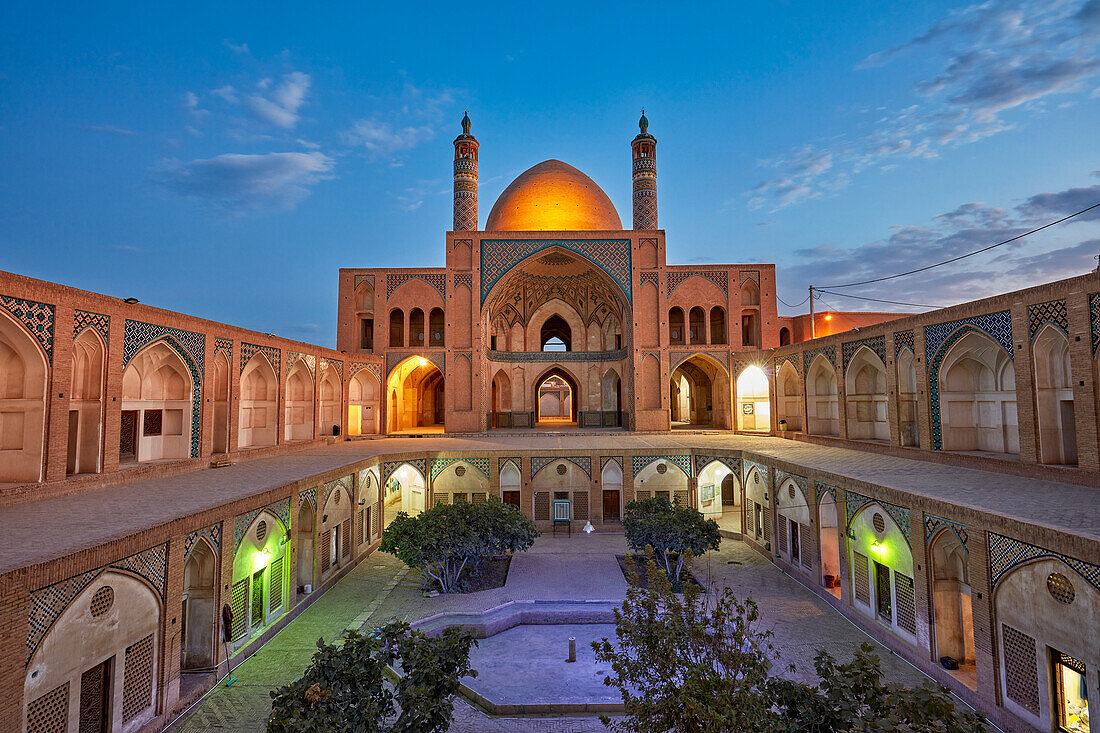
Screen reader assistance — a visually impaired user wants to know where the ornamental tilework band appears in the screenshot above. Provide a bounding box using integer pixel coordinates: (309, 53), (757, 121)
(322, 475), (353, 508)
(73, 310), (109, 344)
(233, 498), (291, 552)
(631, 454), (692, 478)
(386, 273), (446, 300)
(844, 490), (911, 545)
(815, 481), (839, 502)
(773, 353), (801, 377)
(926, 314), (1013, 451)
(287, 351), (316, 377)
(240, 342), (280, 377)
(320, 358), (342, 380)
(531, 455), (592, 479)
(743, 460), (769, 489)
(498, 457), (522, 474)
(488, 348), (627, 363)
(386, 352), (445, 375)
(893, 330), (914, 357)
(693, 455), (739, 478)
(988, 532), (1100, 595)
(382, 459), (427, 485)
(124, 321), (204, 458)
(639, 271), (659, 289)
(802, 344), (837, 374)
(666, 270), (728, 297)
(600, 456), (623, 473)
(924, 515), (969, 552)
(774, 469), (808, 497)
(26, 544), (168, 665)
(353, 274), (375, 290)
(738, 270), (760, 286)
(348, 361), (382, 382)
(298, 487), (318, 512)
(453, 272), (473, 290)
(841, 335), (886, 372)
(429, 457), (490, 482)
(480, 239), (632, 304)
(184, 523), (222, 561)
(213, 337), (233, 360)
(1026, 299), (1068, 341)
(0, 295), (54, 360)
(671, 350), (729, 371)
(1090, 293), (1100, 353)
(924, 311), (1013, 363)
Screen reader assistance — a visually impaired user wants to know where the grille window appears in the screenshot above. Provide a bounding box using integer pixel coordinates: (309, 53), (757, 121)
(1002, 624), (1040, 714)
(122, 634), (155, 722)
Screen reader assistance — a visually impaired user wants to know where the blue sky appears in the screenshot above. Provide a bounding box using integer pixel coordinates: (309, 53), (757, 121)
(2, 1), (1099, 346)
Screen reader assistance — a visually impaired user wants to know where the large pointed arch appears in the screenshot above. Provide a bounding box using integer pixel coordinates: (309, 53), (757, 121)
(806, 353), (839, 436)
(239, 351), (278, 449)
(533, 365), (579, 424)
(844, 345), (888, 442)
(68, 327), (105, 475)
(933, 328), (1017, 454)
(122, 339), (196, 462)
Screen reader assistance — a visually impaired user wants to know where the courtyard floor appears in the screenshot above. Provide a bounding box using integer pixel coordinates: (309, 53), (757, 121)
(169, 533), (942, 732)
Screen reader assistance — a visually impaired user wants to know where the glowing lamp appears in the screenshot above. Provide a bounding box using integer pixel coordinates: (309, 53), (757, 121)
(824, 315), (832, 321)
(254, 548), (271, 570)
(583, 521), (595, 534)
(418, 358), (427, 367)
(870, 541), (884, 555)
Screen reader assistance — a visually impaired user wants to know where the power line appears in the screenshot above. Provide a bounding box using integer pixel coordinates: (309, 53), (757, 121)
(777, 293), (810, 308)
(814, 287), (943, 309)
(819, 200), (1100, 289)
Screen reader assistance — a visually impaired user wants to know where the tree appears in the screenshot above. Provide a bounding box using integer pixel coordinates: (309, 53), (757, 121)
(622, 496), (721, 589)
(380, 496), (538, 593)
(267, 621), (476, 733)
(593, 550), (782, 732)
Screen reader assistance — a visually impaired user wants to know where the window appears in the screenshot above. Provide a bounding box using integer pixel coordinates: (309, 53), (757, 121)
(789, 518), (800, 563)
(755, 503), (763, 539)
(669, 308), (685, 345)
(389, 310), (404, 347)
(874, 561), (892, 622)
(360, 318), (373, 350)
(142, 409), (162, 436)
(1053, 651), (1089, 732)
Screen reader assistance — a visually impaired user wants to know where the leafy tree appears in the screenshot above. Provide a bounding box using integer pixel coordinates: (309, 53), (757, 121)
(622, 496), (721, 589)
(381, 496), (538, 593)
(769, 643), (987, 733)
(267, 621), (476, 733)
(593, 550), (782, 732)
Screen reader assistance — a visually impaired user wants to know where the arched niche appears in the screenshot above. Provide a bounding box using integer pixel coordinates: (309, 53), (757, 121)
(928, 528), (974, 687)
(319, 484), (353, 577)
(736, 365), (770, 432)
(68, 328), (105, 475)
(432, 460), (489, 505)
(633, 459), (688, 506)
(211, 351), (231, 454)
(776, 478), (811, 567)
(535, 367), (578, 424)
(697, 460), (738, 531)
(848, 503), (915, 639)
(284, 361), (315, 442)
(296, 500), (315, 591)
(386, 357), (444, 433)
(499, 460), (522, 508)
(896, 348), (918, 447)
(709, 307), (727, 345)
(776, 361), (803, 432)
(670, 355), (731, 429)
(230, 510), (288, 645)
(318, 365), (341, 436)
(348, 370), (380, 436)
(806, 354), (839, 436)
(600, 459), (624, 521)
(121, 341), (194, 461)
(182, 538), (217, 670)
(530, 458), (592, 522)
(389, 309), (404, 347)
(817, 490), (841, 597)
(384, 463), (427, 525)
(491, 368), (512, 427)
(1033, 325), (1076, 464)
(845, 347), (889, 442)
(641, 353), (661, 410)
(0, 311), (48, 482)
(239, 353), (277, 449)
(938, 330), (1018, 455)
(669, 307), (686, 346)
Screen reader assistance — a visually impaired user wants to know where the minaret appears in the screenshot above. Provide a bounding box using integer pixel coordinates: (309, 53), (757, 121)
(453, 111), (479, 231)
(631, 110), (657, 230)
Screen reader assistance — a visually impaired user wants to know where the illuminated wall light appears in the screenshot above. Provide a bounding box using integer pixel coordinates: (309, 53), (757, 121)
(254, 547), (271, 571)
(824, 315), (833, 321)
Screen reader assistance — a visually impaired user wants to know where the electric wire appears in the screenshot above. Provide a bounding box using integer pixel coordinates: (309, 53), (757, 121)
(818, 200), (1100, 289)
(777, 293), (810, 308)
(814, 288), (943, 310)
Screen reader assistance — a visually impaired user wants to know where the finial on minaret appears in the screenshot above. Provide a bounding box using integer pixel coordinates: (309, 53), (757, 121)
(453, 111), (479, 231)
(631, 111), (657, 229)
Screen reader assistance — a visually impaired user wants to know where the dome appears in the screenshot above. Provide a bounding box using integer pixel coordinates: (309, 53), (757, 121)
(485, 160), (622, 231)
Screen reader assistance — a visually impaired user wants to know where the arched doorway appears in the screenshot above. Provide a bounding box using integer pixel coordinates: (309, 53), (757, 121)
(818, 491), (841, 598)
(239, 353), (277, 449)
(122, 341), (195, 461)
(500, 460), (521, 508)
(182, 539), (216, 670)
(670, 356), (730, 429)
(601, 368), (622, 426)
(318, 365), (341, 436)
(296, 501), (315, 592)
(848, 503), (916, 640)
(491, 368), (512, 428)
(1033, 325), (1076, 464)
(845, 347), (889, 442)
(68, 328), (105, 475)
(540, 314), (572, 351)
(230, 511), (288, 648)
(938, 331), (1018, 455)
(212, 351), (230, 454)
(736, 365), (770, 432)
(534, 367), (578, 425)
(386, 357), (445, 433)
(384, 463), (427, 526)
(776, 361), (803, 431)
(0, 311), (48, 482)
(698, 460), (739, 533)
(601, 459), (623, 522)
(284, 361), (315, 442)
(348, 370), (379, 435)
(806, 354), (839, 436)
(929, 528), (975, 689)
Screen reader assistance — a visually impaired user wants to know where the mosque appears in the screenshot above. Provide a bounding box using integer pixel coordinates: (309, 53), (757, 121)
(0, 114), (1098, 733)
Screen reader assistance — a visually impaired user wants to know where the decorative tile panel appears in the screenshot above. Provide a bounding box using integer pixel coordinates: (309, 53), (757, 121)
(348, 361), (382, 383)
(845, 490), (911, 545)
(988, 532), (1100, 595)
(841, 334), (886, 372)
(0, 295), (54, 360)
(240, 342), (280, 377)
(184, 523), (221, 561)
(430, 457), (490, 482)
(666, 270), (728, 297)
(480, 239), (632, 304)
(322, 475), (353, 509)
(498, 457), (522, 474)
(386, 273), (446, 300)
(693, 454), (739, 478)
(286, 351), (316, 377)
(488, 347), (627, 363)
(738, 270), (760, 286)
(639, 272), (659, 289)
(600, 456), (623, 473)
(774, 353), (801, 376)
(320, 358), (342, 380)
(1090, 293), (1100, 353)
(213, 337), (233, 360)
(632, 454), (692, 478)
(73, 310), (109, 344)
(532, 455), (591, 479)
(924, 514), (968, 552)
(743, 460), (769, 489)
(233, 498), (291, 552)
(1026, 299), (1068, 341)
(123, 320), (204, 457)
(26, 544), (167, 664)
(893, 329), (914, 357)
(815, 481), (839, 503)
(298, 486), (318, 512)
(802, 344), (837, 374)
(382, 459), (427, 485)
(453, 272), (472, 290)
(354, 274), (375, 290)
(774, 469), (807, 499)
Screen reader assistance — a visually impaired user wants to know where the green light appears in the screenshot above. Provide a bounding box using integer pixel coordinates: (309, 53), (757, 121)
(871, 540), (884, 555)
(254, 548), (271, 571)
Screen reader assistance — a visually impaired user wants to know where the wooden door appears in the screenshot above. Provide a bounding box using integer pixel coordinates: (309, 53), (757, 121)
(503, 491), (520, 508)
(119, 410), (137, 457)
(79, 659), (111, 733)
(602, 490), (620, 520)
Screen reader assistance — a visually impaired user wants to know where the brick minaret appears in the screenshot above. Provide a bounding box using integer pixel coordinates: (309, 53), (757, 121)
(453, 111), (479, 231)
(631, 110), (657, 229)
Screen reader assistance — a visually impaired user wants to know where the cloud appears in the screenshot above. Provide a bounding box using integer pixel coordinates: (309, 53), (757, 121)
(343, 81), (458, 160)
(86, 125), (135, 136)
(223, 39), (250, 55)
(749, 0), (1100, 211)
(779, 175), (1100, 310)
(154, 151), (333, 214)
(344, 119), (436, 157)
(244, 72), (311, 129)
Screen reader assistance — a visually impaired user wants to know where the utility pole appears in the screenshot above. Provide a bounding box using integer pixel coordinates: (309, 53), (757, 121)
(809, 285), (815, 339)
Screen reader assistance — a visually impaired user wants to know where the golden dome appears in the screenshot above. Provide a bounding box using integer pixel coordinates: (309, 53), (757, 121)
(485, 160), (622, 231)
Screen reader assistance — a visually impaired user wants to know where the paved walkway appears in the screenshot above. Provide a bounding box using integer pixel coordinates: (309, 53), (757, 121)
(173, 533), (945, 732)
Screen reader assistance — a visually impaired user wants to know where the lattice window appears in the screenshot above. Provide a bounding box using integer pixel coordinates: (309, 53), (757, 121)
(534, 492), (550, 520)
(745, 500), (755, 536)
(90, 586), (113, 617)
(556, 463), (567, 475)
(573, 491), (589, 521)
(355, 509), (363, 546)
(1002, 624), (1040, 714)
(364, 507), (372, 542)
(872, 512), (886, 534)
(894, 573), (916, 635)
(763, 509), (772, 547)
(455, 464), (466, 477)
(635, 490), (651, 501)
(256, 520), (267, 542)
(853, 552), (871, 606)
(269, 556), (283, 613)
(341, 519), (351, 558)
(374, 503), (382, 537)
(27, 681), (68, 733)
(80, 664), (106, 732)
(674, 490), (689, 507)
(435, 494), (450, 506)
(453, 492), (468, 503)
(1047, 573), (1075, 604)
(799, 524), (813, 569)
(142, 409), (162, 436)
(777, 514), (788, 555)
(472, 492), (487, 504)
(320, 530), (332, 573)
(230, 578), (248, 641)
(122, 634), (154, 722)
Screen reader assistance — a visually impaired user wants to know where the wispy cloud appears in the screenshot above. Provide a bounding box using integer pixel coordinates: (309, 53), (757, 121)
(780, 173), (1100, 309)
(750, 0), (1100, 211)
(206, 71), (312, 130)
(223, 39), (250, 55)
(343, 82), (458, 160)
(153, 151), (334, 214)
(86, 125), (135, 136)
